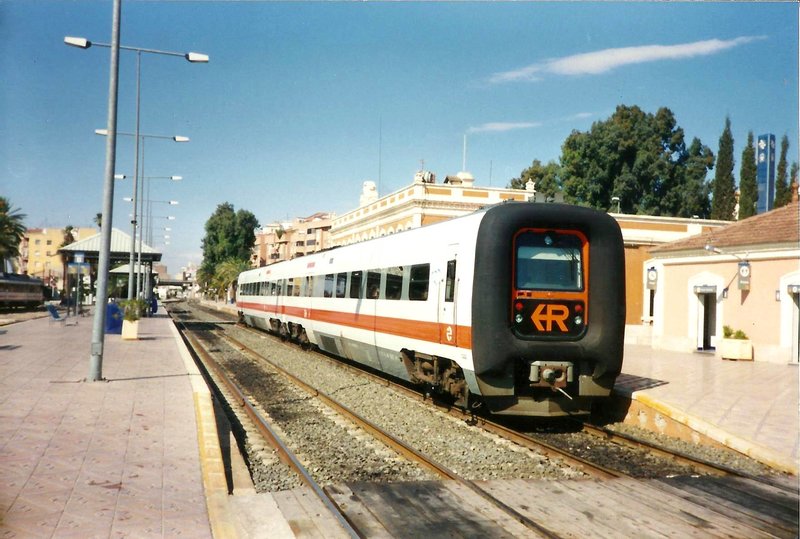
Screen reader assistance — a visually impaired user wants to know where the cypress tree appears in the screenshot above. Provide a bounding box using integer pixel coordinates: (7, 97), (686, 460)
(738, 132), (758, 219)
(774, 135), (791, 208)
(711, 117), (736, 220)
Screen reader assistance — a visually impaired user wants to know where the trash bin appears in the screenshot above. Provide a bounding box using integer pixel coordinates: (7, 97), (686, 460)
(105, 302), (123, 334)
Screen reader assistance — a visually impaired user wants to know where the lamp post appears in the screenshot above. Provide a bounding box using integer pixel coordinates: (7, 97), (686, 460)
(96, 129), (188, 298)
(67, 35), (207, 300)
(63, 0), (121, 382)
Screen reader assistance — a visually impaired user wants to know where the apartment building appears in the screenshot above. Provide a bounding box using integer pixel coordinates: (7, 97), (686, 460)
(19, 227), (97, 287)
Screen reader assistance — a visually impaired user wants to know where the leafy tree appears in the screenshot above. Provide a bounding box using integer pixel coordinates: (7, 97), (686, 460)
(711, 117), (736, 220)
(508, 159), (562, 199)
(738, 132), (758, 220)
(774, 135), (791, 208)
(200, 202), (259, 281)
(710, 117), (736, 220)
(560, 105), (711, 217)
(0, 197), (27, 264)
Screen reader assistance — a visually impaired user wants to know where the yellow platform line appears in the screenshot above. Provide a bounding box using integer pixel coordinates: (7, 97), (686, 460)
(634, 392), (798, 476)
(170, 321), (239, 539)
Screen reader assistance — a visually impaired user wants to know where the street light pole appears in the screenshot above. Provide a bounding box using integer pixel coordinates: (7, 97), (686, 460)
(96, 130), (187, 298)
(65, 26), (206, 382)
(87, 0), (121, 382)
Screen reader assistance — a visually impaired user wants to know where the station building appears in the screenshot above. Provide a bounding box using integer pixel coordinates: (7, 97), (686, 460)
(644, 201), (799, 364)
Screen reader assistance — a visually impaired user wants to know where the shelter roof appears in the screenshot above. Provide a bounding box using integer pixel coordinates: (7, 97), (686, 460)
(58, 228), (162, 262)
(650, 202), (799, 255)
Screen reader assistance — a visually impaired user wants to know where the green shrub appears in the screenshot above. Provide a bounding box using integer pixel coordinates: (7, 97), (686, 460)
(119, 299), (148, 322)
(723, 325), (748, 339)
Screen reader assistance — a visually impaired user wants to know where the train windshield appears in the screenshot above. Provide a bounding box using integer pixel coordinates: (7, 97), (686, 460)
(515, 231), (584, 291)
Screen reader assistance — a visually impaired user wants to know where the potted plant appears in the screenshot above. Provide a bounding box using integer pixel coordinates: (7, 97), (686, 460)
(720, 325), (753, 361)
(119, 299), (146, 340)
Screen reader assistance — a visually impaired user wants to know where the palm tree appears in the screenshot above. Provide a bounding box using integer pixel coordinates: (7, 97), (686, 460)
(214, 258), (250, 303)
(0, 197), (27, 269)
(59, 225), (76, 296)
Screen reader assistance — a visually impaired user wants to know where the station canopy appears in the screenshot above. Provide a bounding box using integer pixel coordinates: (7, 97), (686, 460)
(58, 228), (162, 265)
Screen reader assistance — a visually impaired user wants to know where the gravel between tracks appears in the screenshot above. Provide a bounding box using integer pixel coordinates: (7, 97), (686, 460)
(224, 324), (587, 484)
(177, 302), (785, 490)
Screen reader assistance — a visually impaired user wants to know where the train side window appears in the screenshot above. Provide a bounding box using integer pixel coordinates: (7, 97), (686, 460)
(386, 267), (403, 300)
(324, 274), (334, 297)
(409, 264), (430, 301)
(335, 273), (347, 298)
(350, 271), (363, 298)
(292, 277), (302, 297)
(366, 270), (381, 299)
(445, 260), (457, 302)
(305, 276), (314, 297)
(286, 279), (294, 297)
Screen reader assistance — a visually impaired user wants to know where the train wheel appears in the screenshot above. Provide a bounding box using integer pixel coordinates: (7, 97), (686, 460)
(298, 327), (311, 350)
(279, 323), (289, 341)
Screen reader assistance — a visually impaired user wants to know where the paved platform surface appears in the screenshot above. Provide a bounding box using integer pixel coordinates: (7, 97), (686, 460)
(617, 344), (799, 474)
(0, 310), (217, 538)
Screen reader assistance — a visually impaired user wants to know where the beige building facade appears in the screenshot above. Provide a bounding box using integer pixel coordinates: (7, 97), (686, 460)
(644, 202), (799, 364)
(19, 227), (97, 288)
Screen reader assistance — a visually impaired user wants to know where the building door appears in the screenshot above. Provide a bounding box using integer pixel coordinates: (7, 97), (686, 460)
(696, 291), (717, 350)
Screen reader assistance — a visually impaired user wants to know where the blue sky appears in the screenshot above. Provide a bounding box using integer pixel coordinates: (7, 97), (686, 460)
(2, 1), (798, 274)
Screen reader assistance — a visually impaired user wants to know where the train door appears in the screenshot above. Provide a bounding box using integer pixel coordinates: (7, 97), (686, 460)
(438, 247), (458, 346)
(695, 290), (717, 351)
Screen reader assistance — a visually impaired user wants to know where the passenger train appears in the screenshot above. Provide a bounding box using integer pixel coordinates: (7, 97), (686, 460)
(237, 202), (625, 417)
(0, 273), (44, 309)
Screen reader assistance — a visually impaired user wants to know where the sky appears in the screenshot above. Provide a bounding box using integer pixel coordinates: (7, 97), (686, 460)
(2, 1), (798, 275)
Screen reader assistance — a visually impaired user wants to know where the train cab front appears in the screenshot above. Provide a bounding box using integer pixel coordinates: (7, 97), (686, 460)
(471, 202), (625, 417)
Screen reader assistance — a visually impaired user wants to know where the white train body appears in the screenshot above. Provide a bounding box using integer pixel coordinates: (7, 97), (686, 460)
(239, 212), (480, 383)
(237, 202), (626, 416)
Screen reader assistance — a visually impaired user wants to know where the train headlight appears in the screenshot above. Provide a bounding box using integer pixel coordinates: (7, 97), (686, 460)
(574, 315), (583, 326)
(515, 313), (524, 324)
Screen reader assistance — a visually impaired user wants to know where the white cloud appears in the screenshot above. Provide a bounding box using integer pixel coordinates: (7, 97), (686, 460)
(489, 36), (764, 84)
(467, 121), (541, 134)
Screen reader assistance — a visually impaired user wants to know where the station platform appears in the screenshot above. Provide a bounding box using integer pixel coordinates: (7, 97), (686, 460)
(1, 303), (797, 537)
(0, 309), (235, 538)
(615, 344), (799, 475)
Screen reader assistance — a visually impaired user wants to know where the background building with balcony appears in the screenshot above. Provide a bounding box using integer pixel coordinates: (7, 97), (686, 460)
(18, 227), (97, 291)
(251, 213), (332, 267)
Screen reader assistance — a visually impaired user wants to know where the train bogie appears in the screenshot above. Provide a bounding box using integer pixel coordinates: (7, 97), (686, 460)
(237, 202), (625, 417)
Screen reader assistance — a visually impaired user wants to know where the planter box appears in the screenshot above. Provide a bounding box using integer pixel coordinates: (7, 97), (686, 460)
(720, 338), (752, 361)
(121, 320), (139, 341)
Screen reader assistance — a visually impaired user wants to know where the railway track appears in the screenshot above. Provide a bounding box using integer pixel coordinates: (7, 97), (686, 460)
(174, 313), (573, 538)
(170, 302), (798, 538)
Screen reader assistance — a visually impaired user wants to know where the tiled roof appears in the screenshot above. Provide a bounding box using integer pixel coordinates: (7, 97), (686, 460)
(58, 228), (161, 260)
(651, 202), (799, 254)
